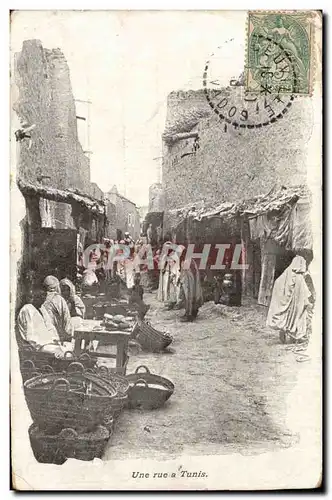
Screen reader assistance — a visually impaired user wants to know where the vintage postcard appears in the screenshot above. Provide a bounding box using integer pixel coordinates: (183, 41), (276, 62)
(10, 10), (322, 491)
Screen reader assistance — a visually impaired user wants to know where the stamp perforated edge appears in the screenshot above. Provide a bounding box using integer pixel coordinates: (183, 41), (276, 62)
(244, 10), (321, 97)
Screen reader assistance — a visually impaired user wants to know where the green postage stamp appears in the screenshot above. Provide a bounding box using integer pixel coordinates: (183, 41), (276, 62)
(246, 11), (314, 95)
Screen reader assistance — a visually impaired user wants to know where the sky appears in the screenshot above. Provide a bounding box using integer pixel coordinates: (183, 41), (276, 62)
(11, 10), (246, 206)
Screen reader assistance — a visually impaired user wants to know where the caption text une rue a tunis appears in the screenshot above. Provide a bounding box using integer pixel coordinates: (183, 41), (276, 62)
(132, 470), (208, 479)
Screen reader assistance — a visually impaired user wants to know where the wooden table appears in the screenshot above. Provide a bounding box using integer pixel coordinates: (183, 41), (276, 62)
(81, 294), (138, 320)
(73, 320), (131, 375)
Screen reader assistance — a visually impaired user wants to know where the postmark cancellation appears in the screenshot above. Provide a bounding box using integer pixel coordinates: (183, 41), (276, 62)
(246, 11), (318, 95)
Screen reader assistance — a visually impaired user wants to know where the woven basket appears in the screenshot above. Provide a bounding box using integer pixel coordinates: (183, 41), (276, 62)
(126, 365), (174, 410)
(20, 360), (42, 383)
(24, 364), (117, 434)
(101, 411), (115, 432)
(29, 423), (66, 464)
(135, 320), (173, 352)
(92, 366), (130, 419)
(20, 359), (65, 384)
(19, 347), (96, 372)
(20, 360), (86, 383)
(131, 322), (140, 339)
(29, 424), (110, 464)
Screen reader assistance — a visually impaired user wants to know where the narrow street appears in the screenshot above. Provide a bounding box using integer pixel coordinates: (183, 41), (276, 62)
(104, 293), (311, 461)
(10, 12), (322, 491)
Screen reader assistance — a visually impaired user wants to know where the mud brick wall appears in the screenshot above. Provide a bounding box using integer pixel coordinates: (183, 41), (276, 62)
(14, 40), (91, 194)
(104, 200), (117, 240)
(90, 182), (104, 201)
(106, 187), (141, 241)
(117, 196), (140, 241)
(162, 89), (314, 231)
(148, 183), (165, 212)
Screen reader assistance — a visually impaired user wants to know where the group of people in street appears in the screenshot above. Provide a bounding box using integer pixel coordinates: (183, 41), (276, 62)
(78, 232), (142, 292)
(156, 244), (315, 350)
(77, 232), (316, 340)
(78, 233), (204, 323)
(78, 230), (205, 324)
(156, 242), (204, 322)
(16, 226), (316, 362)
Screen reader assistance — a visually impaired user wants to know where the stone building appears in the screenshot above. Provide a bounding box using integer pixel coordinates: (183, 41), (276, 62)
(90, 182), (104, 201)
(137, 206), (149, 224)
(161, 88), (314, 304)
(137, 205), (148, 235)
(12, 39), (108, 307)
(138, 183), (164, 244)
(162, 88), (313, 231)
(105, 186), (140, 241)
(14, 40), (91, 189)
(148, 183), (164, 213)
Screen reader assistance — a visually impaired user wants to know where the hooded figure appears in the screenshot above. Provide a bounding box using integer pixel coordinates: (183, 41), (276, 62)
(60, 278), (86, 318)
(146, 224), (153, 245)
(266, 255), (312, 342)
(43, 275), (61, 293)
(82, 266), (99, 291)
(16, 301), (70, 358)
(42, 275), (73, 342)
(16, 303), (59, 350)
(157, 243), (173, 302)
(124, 232), (134, 247)
(163, 244), (183, 309)
(178, 255), (204, 322)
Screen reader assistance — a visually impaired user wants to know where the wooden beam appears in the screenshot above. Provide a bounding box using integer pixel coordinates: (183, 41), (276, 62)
(164, 131), (199, 145)
(17, 179), (105, 215)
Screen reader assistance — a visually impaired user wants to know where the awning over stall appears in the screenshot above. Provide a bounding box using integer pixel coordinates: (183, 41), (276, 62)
(167, 185), (312, 251)
(17, 179), (106, 216)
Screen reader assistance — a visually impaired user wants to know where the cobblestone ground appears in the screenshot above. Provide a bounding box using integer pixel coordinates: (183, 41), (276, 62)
(103, 293), (317, 460)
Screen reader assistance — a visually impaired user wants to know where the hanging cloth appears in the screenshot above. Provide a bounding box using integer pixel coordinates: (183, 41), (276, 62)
(39, 198), (55, 228)
(258, 239), (278, 307)
(287, 202), (313, 252)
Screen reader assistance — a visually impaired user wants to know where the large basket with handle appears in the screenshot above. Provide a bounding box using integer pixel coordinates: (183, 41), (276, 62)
(20, 360), (42, 383)
(24, 362), (117, 434)
(92, 365), (130, 419)
(62, 363), (126, 421)
(19, 360), (68, 383)
(126, 365), (174, 410)
(29, 424), (110, 464)
(135, 319), (173, 352)
(19, 346), (96, 372)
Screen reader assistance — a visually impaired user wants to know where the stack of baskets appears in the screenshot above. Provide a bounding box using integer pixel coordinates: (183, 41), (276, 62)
(133, 319), (173, 352)
(24, 362), (124, 464)
(19, 348), (96, 383)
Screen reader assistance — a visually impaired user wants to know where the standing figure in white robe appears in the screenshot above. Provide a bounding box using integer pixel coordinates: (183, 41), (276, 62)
(266, 255), (313, 345)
